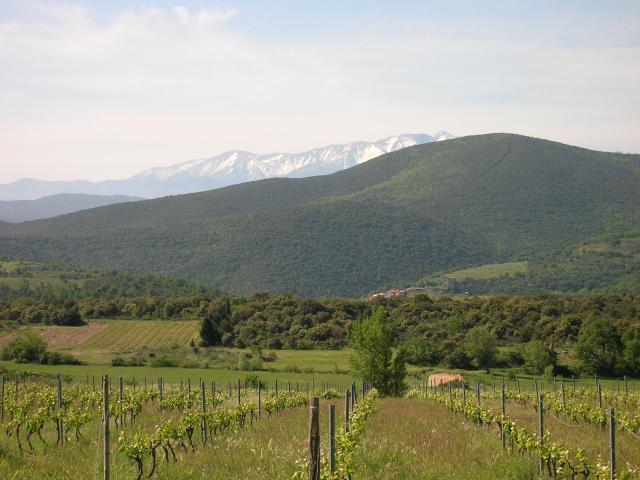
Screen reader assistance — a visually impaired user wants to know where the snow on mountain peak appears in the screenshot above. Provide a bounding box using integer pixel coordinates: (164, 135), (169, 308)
(134, 132), (454, 184)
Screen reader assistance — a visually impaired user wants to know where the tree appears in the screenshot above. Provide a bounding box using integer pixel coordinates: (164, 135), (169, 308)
(522, 340), (556, 374)
(404, 337), (444, 366)
(575, 317), (620, 376)
(621, 328), (640, 376)
(349, 307), (406, 396)
(2, 329), (47, 363)
(199, 299), (230, 346)
(200, 317), (221, 347)
(464, 326), (497, 369)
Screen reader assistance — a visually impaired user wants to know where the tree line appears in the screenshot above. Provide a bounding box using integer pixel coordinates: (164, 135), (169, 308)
(2, 291), (639, 376)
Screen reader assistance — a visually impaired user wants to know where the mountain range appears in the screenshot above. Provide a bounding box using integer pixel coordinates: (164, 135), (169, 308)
(1, 133), (638, 297)
(0, 194), (142, 223)
(0, 132), (453, 200)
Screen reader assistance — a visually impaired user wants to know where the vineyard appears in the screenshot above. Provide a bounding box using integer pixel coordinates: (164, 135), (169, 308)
(1, 373), (640, 479)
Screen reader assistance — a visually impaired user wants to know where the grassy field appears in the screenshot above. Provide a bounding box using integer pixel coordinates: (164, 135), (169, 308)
(1, 374), (638, 478)
(445, 261), (528, 281)
(0, 388), (326, 479)
(354, 398), (537, 479)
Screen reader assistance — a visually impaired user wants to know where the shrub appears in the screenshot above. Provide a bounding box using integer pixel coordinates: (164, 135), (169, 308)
(522, 340), (556, 374)
(404, 337), (444, 366)
(40, 351), (81, 365)
(149, 355), (179, 368)
(464, 326), (497, 369)
(179, 358), (200, 369)
(443, 347), (472, 369)
(2, 330), (47, 363)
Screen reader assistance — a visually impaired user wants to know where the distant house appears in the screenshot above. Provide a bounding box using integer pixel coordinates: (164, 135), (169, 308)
(428, 373), (465, 386)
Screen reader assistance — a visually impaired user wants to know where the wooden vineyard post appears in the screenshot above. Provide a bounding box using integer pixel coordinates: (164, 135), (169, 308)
(561, 379), (566, 410)
(276, 379), (279, 395)
(538, 394), (544, 476)
(188, 378), (191, 395)
(462, 381), (466, 404)
(625, 375), (628, 400)
(159, 377), (163, 411)
(351, 382), (356, 407)
(288, 381), (291, 394)
(329, 404), (336, 473)
(56, 374), (64, 444)
(0, 373), (4, 421)
(476, 383), (480, 406)
(119, 376), (124, 426)
(237, 378), (241, 405)
(258, 381), (262, 419)
(309, 397), (320, 480)
(609, 407), (616, 480)
(448, 383), (452, 403)
(598, 384), (603, 409)
(201, 382), (207, 444)
(103, 375), (110, 480)
(501, 382), (506, 449)
(345, 389), (350, 432)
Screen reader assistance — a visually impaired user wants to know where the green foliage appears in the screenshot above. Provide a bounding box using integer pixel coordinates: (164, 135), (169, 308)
(575, 317), (620, 376)
(403, 337), (444, 366)
(621, 328), (640, 376)
(522, 340), (556, 374)
(464, 326), (497, 369)
(349, 308), (406, 396)
(2, 329), (46, 363)
(2, 134), (640, 296)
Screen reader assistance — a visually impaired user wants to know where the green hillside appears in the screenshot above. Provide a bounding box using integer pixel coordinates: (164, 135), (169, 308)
(0, 133), (639, 296)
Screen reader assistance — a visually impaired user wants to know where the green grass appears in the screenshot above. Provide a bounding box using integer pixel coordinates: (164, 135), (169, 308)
(353, 398), (537, 479)
(0, 361), (355, 390)
(445, 261), (528, 281)
(72, 320), (199, 353)
(0, 387), (332, 479)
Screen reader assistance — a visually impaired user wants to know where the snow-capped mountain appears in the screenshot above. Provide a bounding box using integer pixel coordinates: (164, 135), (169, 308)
(0, 132), (454, 200)
(133, 132), (453, 188)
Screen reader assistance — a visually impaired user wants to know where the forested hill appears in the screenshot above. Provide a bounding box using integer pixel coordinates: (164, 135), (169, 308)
(0, 133), (639, 296)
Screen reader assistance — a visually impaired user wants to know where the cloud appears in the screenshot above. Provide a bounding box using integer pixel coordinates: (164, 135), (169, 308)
(173, 5), (237, 27)
(0, 2), (639, 183)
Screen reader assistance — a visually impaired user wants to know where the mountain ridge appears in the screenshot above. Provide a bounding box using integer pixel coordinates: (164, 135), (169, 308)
(0, 133), (638, 296)
(0, 132), (453, 200)
(0, 193), (142, 223)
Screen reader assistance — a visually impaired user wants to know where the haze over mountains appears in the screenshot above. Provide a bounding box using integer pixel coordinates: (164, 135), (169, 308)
(1, 133), (638, 297)
(0, 132), (453, 200)
(0, 194), (142, 223)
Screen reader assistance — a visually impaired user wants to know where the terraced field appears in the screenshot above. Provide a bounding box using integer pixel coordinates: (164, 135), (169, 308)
(0, 320), (199, 355)
(445, 261), (528, 280)
(75, 320), (198, 352)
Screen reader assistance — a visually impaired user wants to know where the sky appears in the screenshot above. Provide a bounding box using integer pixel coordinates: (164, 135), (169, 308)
(0, 0), (639, 183)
